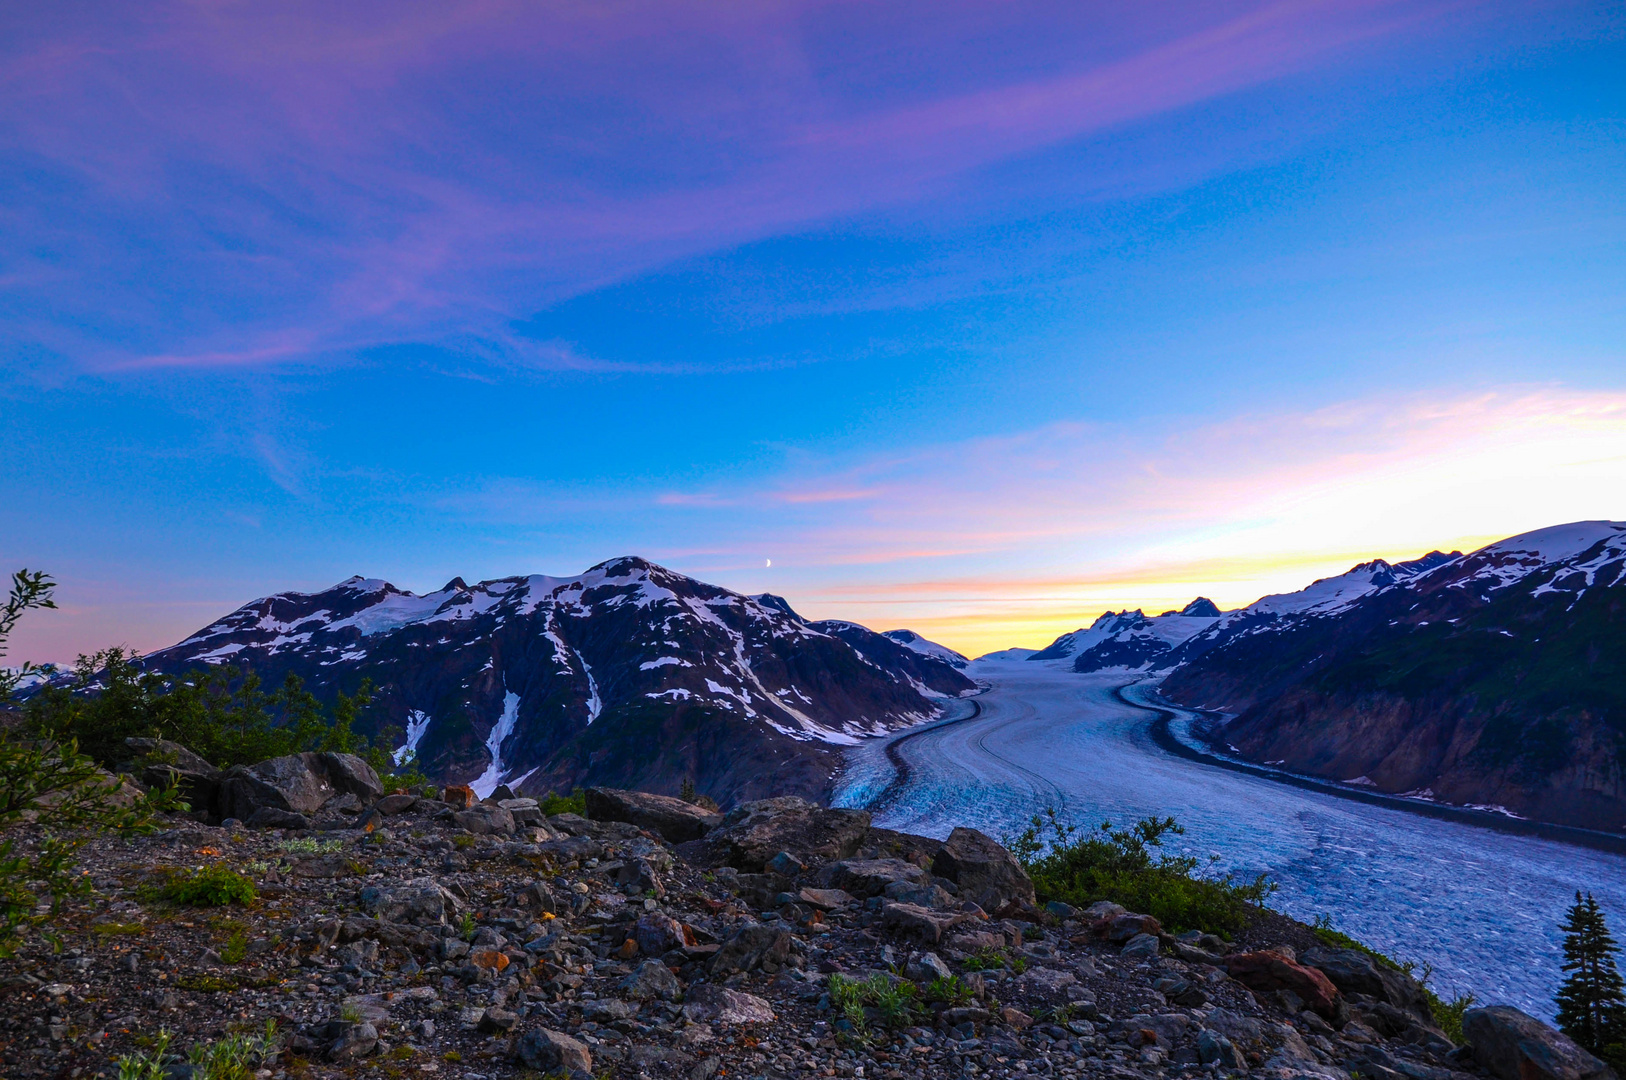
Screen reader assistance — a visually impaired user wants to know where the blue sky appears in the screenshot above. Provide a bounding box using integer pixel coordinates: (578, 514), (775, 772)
(3, 0), (1624, 660)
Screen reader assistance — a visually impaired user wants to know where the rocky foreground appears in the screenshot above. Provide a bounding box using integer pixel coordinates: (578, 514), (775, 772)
(1, 749), (1613, 1080)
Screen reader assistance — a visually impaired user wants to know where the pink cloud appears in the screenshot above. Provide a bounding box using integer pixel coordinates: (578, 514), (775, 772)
(0, 0), (1475, 372)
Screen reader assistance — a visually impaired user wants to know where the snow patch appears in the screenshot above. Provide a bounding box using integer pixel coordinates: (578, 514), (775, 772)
(470, 687), (522, 799)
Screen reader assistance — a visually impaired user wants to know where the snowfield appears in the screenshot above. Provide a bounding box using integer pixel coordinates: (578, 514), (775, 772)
(835, 657), (1626, 1021)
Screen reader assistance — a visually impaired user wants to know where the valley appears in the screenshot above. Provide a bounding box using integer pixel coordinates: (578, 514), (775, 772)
(835, 658), (1626, 1021)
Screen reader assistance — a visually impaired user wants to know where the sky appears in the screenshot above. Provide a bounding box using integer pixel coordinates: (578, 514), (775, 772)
(2, 0), (1625, 663)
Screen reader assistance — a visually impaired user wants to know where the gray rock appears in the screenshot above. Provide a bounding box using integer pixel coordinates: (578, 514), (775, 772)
(636, 913), (691, 955)
(584, 787), (723, 842)
(621, 959), (682, 1001)
(707, 797), (871, 871)
(824, 858), (929, 898)
(453, 805), (515, 835)
(882, 879), (957, 910)
(318, 752), (384, 800)
(930, 827), (1036, 911)
(905, 952), (954, 983)
(514, 1027), (593, 1073)
(1082, 900), (1127, 920)
(882, 900), (973, 944)
(358, 877), (455, 925)
(1120, 933), (1160, 958)
(245, 806), (310, 830)
(1301, 946), (1432, 1021)
(682, 983), (776, 1024)
(326, 1021), (378, 1060)
(1197, 1030), (1246, 1068)
(709, 923), (794, 974)
(478, 1007), (519, 1033)
(1463, 1005), (1615, 1080)
(374, 793), (417, 815)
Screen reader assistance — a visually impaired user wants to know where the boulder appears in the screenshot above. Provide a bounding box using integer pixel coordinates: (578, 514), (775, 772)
(1120, 933), (1160, 959)
(453, 805), (515, 836)
(1462, 1006), (1616, 1080)
(635, 913), (694, 956)
(906, 952), (954, 983)
(245, 806), (310, 830)
(218, 752), (383, 822)
(124, 738), (222, 811)
(1098, 913), (1163, 943)
(358, 877), (456, 926)
(1226, 950), (1346, 1023)
(375, 793), (417, 815)
(514, 1028), (593, 1073)
(709, 923), (794, 974)
(318, 753), (384, 800)
(1300, 946), (1432, 1022)
(443, 784), (476, 809)
(930, 827), (1035, 910)
(823, 858), (929, 898)
(620, 959), (682, 1001)
(882, 901), (973, 945)
(682, 983), (776, 1024)
(585, 787), (723, 843)
(706, 797), (871, 871)
(797, 887), (856, 910)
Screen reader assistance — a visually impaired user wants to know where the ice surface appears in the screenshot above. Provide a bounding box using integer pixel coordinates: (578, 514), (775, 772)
(836, 660), (1626, 1021)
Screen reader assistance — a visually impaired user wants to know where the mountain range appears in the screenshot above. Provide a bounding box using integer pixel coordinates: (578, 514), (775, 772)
(1029, 521), (1626, 832)
(141, 556), (974, 806)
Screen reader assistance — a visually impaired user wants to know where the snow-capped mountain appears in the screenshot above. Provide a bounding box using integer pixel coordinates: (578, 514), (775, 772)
(143, 557), (975, 805)
(1027, 598), (1221, 672)
(1160, 521), (1626, 832)
(880, 629), (970, 670)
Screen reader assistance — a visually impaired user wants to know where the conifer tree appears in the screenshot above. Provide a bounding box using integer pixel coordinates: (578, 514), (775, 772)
(1555, 891), (1626, 1062)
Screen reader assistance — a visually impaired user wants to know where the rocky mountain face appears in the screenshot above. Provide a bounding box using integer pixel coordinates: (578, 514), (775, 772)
(142, 557), (974, 807)
(1027, 599), (1222, 673)
(10, 773), (1582, 1080)
(1159, 522), (1626, 832)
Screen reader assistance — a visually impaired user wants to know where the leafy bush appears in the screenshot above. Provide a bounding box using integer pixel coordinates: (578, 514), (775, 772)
(0, 735), (180, 955)
(539, 788), (586, 815)
(158, 864), (257, 907)
(827, 973), (919, 1033)
(1010, 809), (1274, 937)
(925, 975), (973, 1005)
(117, 1022), (278, 1080)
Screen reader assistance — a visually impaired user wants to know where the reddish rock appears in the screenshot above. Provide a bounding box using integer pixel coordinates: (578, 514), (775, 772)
(1226, 949), (1345, 1022)
(443, 784), (476, 809)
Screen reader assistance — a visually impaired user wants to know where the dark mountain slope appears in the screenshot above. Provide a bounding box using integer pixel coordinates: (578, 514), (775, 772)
(142, 557), (974, 806)
(1161, 522), (1626, 831)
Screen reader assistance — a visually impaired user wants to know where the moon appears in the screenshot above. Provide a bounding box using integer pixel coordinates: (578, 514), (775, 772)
(765, 558), (772, 568)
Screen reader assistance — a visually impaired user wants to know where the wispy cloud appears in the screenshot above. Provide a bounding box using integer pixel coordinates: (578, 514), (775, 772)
(601, 384), (1626, 654)
(1, 0), (1470, 375)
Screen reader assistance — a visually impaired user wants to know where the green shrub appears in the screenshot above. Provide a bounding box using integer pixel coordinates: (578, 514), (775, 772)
(1010, 809), (1274, 937)
(925, 975), (973, 1005)
(827, 973), (918, 1032)
(159, 864), (257, 907)
(539, 788), (586, 816)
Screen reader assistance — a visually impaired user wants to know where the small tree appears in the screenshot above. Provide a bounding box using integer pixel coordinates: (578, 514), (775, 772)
(0, 570), (179, 955)
(1555, 891), (1626, 1064)
(0, 570), (56, 700)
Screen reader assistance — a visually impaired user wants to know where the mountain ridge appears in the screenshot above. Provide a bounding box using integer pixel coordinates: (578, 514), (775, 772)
(140, 556), (975, 807)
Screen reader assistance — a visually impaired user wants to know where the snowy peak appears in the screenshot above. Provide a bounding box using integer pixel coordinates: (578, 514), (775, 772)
(1027, 603), (1220, 671)
(881, 629), (970, 669)
(145, 558), (975, 805)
